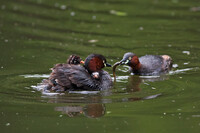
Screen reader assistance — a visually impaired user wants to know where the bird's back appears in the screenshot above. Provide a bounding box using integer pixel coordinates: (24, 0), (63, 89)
(138, 55), (163, 75)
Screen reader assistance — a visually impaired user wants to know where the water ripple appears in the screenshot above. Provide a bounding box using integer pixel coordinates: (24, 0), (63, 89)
(169, 67), (199, 75)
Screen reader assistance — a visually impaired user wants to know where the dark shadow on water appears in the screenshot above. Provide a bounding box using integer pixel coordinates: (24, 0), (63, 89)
(18, 33), (66, 42)
(11, 0), (110, 15)
(7, 9), (58, 21)
(133, 14), (200, 20)
(80, 0), (135, 5)
(7, 0), (131, 20)
(73, 18), (109, 24)
(11, 0), (61, 11)
(6, 1), (111, 24)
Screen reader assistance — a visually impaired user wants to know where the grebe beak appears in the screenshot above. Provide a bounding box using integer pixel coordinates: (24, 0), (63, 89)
(105, 63), (112, 67)
(91, 72), (100, 79)
(119, 58), (129, 65)
(112, 57), (130, 80)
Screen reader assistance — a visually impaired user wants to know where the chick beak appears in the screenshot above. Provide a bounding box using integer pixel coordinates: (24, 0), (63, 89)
(92, 72), (100, 79)
(80, 60), (85, 64)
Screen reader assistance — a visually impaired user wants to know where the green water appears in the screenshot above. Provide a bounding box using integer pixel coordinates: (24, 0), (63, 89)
(1, 0), (200, 133)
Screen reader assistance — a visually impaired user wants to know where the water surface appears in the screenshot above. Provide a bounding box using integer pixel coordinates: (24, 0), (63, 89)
(1, 0), (200, 133)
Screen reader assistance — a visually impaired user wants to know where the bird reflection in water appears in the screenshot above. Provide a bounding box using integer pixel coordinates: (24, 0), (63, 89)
(55, 104), (106, 118)
(126, 74), (169, 92)
(114, 75), (166, 102)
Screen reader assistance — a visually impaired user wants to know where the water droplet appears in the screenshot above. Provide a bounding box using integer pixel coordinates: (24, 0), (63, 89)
(5, 39), (8, 42)
(37, 0), (42, 4)
(123, 120), (128, 125)
(192, 115), (200, 117)
(172, 0), (179, 3)
(172, 64), (178, 68)
(70, 12), (75, 16)
(60, 5), (67, 10)
(168, 44), (172, 47)
(139, 27), (144, 31)
(92, 16), (96, 20)
(110, 10), (127, 16)
(54, 3), (59, 7)
(182, 51), (190, 55)
(13, 6), (18, 11)
(88, 39), (98, 43)
(183, 62), (190, 65)
(1, 5), (6, 10)
(106, 111), (111, 114)
(190, 7), (200, 12)
(6, 123), (10, 126)
(163, 112), (166, 115)
(121, 88), (126, 91)
(171, 12), (175, 16)
(97, 24), (101, 28)
(143, 83), (150, 85)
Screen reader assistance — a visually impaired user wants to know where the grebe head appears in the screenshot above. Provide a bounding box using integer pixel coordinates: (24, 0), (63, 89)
(84, 54), (111, 78)
(120, 52), (139, 67)
(67, 55), (84, 65)
(112, 52), (140, 79)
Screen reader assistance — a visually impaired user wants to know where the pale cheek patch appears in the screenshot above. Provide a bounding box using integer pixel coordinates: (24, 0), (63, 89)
(125, 60), (129, 64)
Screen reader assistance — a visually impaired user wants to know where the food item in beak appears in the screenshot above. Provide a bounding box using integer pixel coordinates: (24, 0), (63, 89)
(112, 61), (122, 79)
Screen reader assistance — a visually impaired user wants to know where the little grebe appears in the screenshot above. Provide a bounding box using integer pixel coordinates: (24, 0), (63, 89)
(113, 52), (172, 78)
(43, 54), (112, 92)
